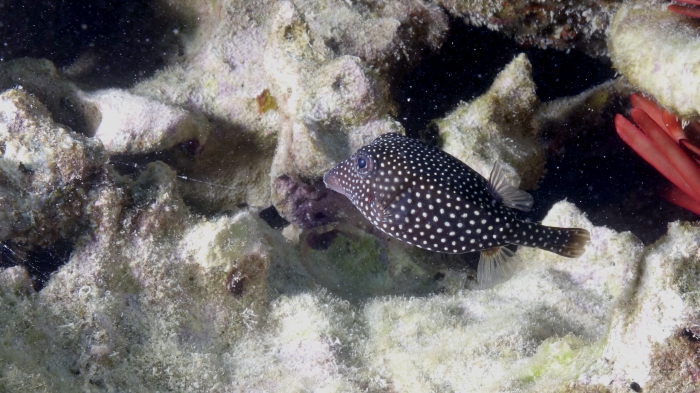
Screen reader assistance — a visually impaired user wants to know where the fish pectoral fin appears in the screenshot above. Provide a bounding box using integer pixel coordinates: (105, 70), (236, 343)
(477, 246), (521, 288)
(370, 197), (388, 222)
(371, 189), (411, 224)
(487, 161), (534, 212)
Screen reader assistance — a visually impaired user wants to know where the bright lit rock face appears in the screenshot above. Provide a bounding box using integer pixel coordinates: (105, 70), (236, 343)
(602, 221), (700, 391)
(1, 0), (700, 392)
(0, 90), (106, 246)
(609, 1), (700, 120)
(433, 0), (620, 57)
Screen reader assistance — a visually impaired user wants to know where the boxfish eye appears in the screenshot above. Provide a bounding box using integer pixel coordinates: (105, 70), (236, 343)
(355, 152), (373, 176)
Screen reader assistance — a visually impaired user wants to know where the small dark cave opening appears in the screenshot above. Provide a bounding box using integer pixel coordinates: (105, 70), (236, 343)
(393, 18), (616, 138)
(0, 0), (191, 88)
(529, 96), (698, 245)
(259, 205), (290, 230)
(1, 239), (73, 292)
(392, 18), (695, 245)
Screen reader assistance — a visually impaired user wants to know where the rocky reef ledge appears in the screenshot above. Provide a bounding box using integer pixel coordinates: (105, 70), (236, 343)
(1, 0), (699, 392)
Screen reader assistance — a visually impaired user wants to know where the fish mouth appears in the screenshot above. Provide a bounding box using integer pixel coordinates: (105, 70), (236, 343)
(323, 169), (345, 196)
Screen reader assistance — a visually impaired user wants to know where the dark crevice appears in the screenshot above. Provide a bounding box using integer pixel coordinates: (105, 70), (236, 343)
(394, 21), (518, 139)
(680, 328), (700, 342)
(1, 239), (73, 292)
(528, 47), (615, 101)
(305, 230), (339, 251)
(226, 268), (248, 297)
(529, 96), (698, 245)
(108, 149), (179, 178)
(258, 205), (290, 230)
(393, 18), (615, 138)
(0, 0), (192, 88)
(392, 18), (689, 245)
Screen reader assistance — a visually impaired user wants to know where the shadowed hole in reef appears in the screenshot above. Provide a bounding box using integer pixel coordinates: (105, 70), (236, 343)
(530, 96), (697, 245)
(226, 268), (248, 297)
(258, 205), (290, 230)
(681, 328), (700, 342)
(393, 18), (692, 245)
(0, 0), (192, 88)
(393, 18), (615, 140)
(109, 150), (178, 178)
(1, 239), (73, 291)
(107, 139), (201, 182)
(306, 230), (339, 251)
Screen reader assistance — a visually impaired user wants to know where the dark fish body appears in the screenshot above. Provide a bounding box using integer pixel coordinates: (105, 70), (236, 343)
(323, 133), (590, 286)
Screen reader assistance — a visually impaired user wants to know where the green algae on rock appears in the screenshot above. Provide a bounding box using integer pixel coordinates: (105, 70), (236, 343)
(299, 223), (443, 302)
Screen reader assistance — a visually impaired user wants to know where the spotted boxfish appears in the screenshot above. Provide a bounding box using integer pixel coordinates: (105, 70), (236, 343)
(323, 133), (590, 287)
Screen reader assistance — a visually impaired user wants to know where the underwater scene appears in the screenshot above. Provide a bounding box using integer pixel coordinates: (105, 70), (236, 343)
(1, 0), (700, 391)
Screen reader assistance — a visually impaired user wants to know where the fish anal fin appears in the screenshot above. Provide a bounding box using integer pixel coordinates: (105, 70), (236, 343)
(487, 161), (534, 212)
(477, 246), (521, 288)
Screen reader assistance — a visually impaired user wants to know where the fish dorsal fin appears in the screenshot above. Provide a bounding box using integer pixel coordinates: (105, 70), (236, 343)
(487, 161), (533, 212)
(478, 246), (521, 288)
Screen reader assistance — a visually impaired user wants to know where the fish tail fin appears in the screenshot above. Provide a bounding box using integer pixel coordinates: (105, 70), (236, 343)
(551, 227), (590, 258)
(512, 224), (590, 258)
(478, 246), (521, 288)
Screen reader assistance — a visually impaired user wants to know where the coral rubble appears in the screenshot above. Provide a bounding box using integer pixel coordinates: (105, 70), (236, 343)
(0, 89), (105, 246)
(1, 0), (700, 392)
